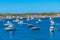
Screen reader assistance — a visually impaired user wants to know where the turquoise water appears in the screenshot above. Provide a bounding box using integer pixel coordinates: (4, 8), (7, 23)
(0, 18), (60, 40)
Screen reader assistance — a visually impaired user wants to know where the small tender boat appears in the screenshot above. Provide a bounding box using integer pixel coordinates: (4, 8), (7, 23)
(31, 27), (40, 30)
(5, 25), (15, 31)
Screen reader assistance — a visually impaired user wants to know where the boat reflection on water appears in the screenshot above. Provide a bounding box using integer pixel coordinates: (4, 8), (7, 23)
(5, 24), (16, 40)
(7, 31), (15, 40)
(50, 31), (54, 40)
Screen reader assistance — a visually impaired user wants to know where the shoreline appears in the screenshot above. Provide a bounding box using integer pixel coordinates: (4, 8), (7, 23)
(0, 13), (60, 18)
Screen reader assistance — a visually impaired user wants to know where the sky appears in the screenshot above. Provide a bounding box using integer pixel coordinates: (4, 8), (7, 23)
(0, 0), (60, 14)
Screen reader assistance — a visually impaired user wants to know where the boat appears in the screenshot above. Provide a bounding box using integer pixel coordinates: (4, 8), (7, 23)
(50, 26), (55, 32)
(13, 19), (19, 22)
(38, 19), (41, 22)
(4, 21), (12, 26)
(27, 18), (30, 21)
(31, 27), (40, 30)
(28, 24), (34, 28)
(36, 18), (42, 24)
(18, 21), (24, 24)
(20, 17), (23, 19)
(50, 20), (55, 26)
(50, 20), (54, 23)
(5, 25), (15, 31)
(49, 17), (52, 20)
(6, 17), (12, 19)
(30, 17), (34, 20)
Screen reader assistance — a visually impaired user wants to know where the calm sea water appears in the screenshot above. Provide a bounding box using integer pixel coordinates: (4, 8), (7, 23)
(0, 18), (60, 40)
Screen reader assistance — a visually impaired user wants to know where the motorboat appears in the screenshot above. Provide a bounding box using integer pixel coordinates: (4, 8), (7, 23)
(4, 21), (12, 26)
(5, 25), (15, 31)
(50, 26), (55, 32)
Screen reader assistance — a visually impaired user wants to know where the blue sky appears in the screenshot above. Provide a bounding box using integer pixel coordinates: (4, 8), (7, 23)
(0, 0), (60, 14)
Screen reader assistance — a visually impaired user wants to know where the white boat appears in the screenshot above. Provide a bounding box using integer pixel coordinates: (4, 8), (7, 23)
(50, 26), (54, 29)
(50, 26), (54, 32)
(50, 20), (55, 26)
(49, 17), (52, 20)
(38, 19), (42, 22)
(27, 18), (30, 21)
(7, 21), (10, 23)
(50, 20), (54, 23)
(5, 25), (15, 31)
(8, 25), (13, 28)
(18, 21), (24, 24)
(4, 21), (12, 26)
(18, 20), (27, 24)
(20, 17), (23, 19)
(36, 21), (39, 24)
(36, 18), (41, 24)
(13, 19), (19, 22)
